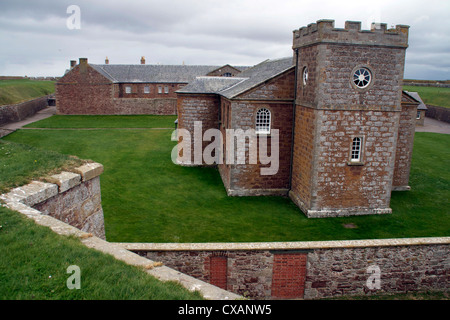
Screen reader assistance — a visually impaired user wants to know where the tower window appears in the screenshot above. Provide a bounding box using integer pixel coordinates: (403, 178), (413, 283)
(302, 67), (308, 86)
(256, 108), (271, 134)
(353, 67), (372, 89)
(350, 137), (363, 162)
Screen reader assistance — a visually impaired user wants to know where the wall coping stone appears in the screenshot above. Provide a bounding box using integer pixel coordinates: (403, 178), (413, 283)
(72, 162), (104, 181)
(115, 237), (450, 252)
(0, 162), (240, 300)
(46, 171), (81, 193)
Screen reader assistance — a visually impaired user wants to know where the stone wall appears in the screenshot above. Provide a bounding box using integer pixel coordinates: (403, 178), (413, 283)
(122, 238), (450, 300)
(0, 95), (50, 126)
(0, 162), (106, 239)
(425, 105), (450, 123)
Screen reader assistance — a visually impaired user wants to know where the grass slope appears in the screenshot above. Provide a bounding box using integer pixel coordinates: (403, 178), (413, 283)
(0, 79), (55, 106)
(403, 85), (450, 108)
(3, 120), (449, 243)
(0, 206), (202, 300)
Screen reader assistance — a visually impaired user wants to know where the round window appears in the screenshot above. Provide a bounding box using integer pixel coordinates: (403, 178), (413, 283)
(353, 67), (371, 89)
(302, 67), (308, 86)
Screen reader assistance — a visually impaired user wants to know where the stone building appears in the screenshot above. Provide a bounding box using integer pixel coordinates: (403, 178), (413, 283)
(176, 20), (420, 218)
(56, 58), (248, 115)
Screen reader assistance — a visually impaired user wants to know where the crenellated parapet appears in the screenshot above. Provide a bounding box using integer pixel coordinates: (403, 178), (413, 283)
(293, 19), (409, 49)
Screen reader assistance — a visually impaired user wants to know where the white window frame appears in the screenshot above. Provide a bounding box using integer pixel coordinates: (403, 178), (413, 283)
(255, 108), (271, 135)
(350, 137), (363, 163)
(144, 86), (150, 94)
(164, 86), (169, 94)
(352, 67), (372, 89)
(158, 86), (162, 94)
(416, 110), (421, 119)
(125, 86), (132, 94)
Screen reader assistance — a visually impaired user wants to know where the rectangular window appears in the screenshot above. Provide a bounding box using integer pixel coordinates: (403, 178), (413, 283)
(416, 111), (421, 119)
(164, 86), (169, 94)
(125, 86), (132, 94)
(144, 86), (150, 94)
(350, 137), (363, 162)
(158, 86), (162, 94)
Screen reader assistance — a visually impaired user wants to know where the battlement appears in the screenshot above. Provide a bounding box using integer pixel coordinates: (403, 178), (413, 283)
(293, 19), (409, 49)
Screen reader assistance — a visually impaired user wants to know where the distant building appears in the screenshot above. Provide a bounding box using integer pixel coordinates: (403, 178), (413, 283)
(56, 58), (248, 115)
(404, 91), (427, 126)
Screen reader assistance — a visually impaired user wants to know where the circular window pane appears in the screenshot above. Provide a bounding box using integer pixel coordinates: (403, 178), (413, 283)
(302, 67), (308, 85)
(353, 67), (371, 89)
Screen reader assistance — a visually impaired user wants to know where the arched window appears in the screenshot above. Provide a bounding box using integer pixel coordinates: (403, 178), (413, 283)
(256, 108), (271, 134)
(350, 137), (363, 162)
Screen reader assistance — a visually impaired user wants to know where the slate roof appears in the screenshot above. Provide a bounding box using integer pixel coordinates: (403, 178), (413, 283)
(90, 64), (226, 83)
(176, 57), (294, 99)
(404, 91), (428, 110)
(176, 77), (248, 94)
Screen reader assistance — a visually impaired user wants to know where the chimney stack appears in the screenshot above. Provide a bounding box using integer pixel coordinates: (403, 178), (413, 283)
(105, 57), (109, 64)
(140, 56), (146, 65)
(70, 60), (77, 69)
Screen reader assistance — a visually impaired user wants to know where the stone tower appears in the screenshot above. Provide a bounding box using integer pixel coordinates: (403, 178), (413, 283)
(289, 20), (410, 217)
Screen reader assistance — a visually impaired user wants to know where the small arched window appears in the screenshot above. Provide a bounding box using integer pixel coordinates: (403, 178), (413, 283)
(350, 137), (363, 162)
(256, 108), (271, 134)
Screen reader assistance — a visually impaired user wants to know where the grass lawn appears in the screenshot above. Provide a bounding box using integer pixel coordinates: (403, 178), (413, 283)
(403, 85), (450, 108)
(0, 79), (55, 106)
(24, 115), (177, 129)
(2, 115), (449, 243)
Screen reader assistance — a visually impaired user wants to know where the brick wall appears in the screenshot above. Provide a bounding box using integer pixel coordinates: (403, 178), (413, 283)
(176, 93), (220, 164)
(290, 105), (316, 211)
(271, 253), (307, 299)
(392, 103), (416, 189)
(225, 102), (293, 194)
(312, 109), (399, 214)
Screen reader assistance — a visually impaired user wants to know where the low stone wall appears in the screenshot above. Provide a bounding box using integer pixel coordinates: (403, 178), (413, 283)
(0, 95), (50, 126)
(121, 238), (450, 300)
(425, 105), (450, 123)
(1, 162), (106, 239)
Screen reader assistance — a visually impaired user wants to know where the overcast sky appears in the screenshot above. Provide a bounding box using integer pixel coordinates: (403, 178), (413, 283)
(0, 0), (449, 80)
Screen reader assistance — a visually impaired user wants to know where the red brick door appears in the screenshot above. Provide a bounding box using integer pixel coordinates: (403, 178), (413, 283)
(271, 253), (307, 299)
(209, 256), (228, 290)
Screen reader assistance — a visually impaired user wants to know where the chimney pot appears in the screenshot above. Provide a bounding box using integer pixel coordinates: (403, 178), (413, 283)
(141, 56), (145, 65)
(105, 56), (109, 64)
(79, 57), (88, 64)
(70, 60), (77, 69)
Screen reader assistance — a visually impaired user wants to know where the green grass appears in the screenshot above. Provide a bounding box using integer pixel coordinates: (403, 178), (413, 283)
(2, 119), (449, 243)
(0, 206), (203, 300)
(0, 140), (84, 194)
(24, 115), (177, 129)
(0, 79), (55, 106)
(403, 85), (450, 108)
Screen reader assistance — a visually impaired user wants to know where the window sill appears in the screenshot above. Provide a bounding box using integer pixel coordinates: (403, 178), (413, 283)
(347, 161), (364, 166)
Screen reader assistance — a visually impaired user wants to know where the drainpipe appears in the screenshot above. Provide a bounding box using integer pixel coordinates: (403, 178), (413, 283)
(289, 48), (299, 190)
